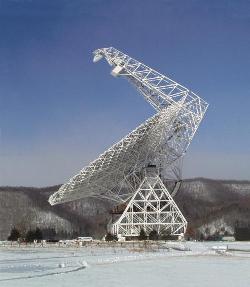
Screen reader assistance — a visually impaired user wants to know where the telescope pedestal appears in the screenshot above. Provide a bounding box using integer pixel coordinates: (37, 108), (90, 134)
(110, 173), (187, 238)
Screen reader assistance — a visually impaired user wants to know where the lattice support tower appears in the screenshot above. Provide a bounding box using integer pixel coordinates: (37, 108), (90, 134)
(111, 166), (187, 237)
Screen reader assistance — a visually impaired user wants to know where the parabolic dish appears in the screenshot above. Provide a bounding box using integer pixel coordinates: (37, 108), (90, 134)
(49, 104), (183, 205)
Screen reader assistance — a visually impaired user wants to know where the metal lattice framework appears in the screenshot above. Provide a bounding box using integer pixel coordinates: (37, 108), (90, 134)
(49, 47), (208, 237)
(111, 167), (187, 237)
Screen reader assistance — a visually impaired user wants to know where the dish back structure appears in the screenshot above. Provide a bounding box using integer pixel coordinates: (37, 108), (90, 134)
(49, 47), (208, 237)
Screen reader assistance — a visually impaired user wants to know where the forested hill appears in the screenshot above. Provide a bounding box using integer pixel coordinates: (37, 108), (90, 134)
(1, 178), (250, 240)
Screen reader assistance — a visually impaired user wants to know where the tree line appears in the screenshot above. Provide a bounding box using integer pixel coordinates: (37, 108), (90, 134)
(7, 226), (78, 242)
(8, 227), (43, 242)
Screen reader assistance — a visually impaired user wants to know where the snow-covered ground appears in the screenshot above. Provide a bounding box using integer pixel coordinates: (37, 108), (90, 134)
(0, 241), (250, 287)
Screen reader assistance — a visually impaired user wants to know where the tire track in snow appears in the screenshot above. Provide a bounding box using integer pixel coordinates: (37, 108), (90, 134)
(0, 254), (82, 265)
(0, 265), (87, 282)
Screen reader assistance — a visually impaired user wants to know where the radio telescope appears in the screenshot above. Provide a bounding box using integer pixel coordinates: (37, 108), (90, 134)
(49, 47), (208, 237)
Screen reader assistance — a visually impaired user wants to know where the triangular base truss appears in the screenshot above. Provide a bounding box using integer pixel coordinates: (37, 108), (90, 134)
(110, 173), (187, 237)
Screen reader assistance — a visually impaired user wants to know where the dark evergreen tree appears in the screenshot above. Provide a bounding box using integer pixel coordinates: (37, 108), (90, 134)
(235, 227), (250, 241)
(149, 230), (159, 240)
(105, 232), (118, 241)
(34, 228), (43, 241)
(25, 228), (43, 242)
(199, 233), (205, 241)
(8, 227), (20, 241)
(138, 228), (147, 240)
(42, 228), (56, 240)
(25, 230), (36, 242)
(160, 230), (172, 241)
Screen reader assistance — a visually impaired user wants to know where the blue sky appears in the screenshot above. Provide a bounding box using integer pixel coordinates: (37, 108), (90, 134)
(0, 0), (250, 186)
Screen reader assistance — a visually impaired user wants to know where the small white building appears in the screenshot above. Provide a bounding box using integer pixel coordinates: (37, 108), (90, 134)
(222, 236), (235, 242)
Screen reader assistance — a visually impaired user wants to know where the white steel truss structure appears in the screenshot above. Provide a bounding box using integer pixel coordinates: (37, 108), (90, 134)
(111, 169), (187, 237)
(49, 47), (208, 237)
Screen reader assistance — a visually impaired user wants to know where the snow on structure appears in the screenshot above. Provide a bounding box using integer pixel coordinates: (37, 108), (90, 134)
(49, 47), (208, 237)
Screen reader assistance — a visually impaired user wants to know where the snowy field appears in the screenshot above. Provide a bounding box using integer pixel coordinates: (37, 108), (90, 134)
(0, 241), (250, 287)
